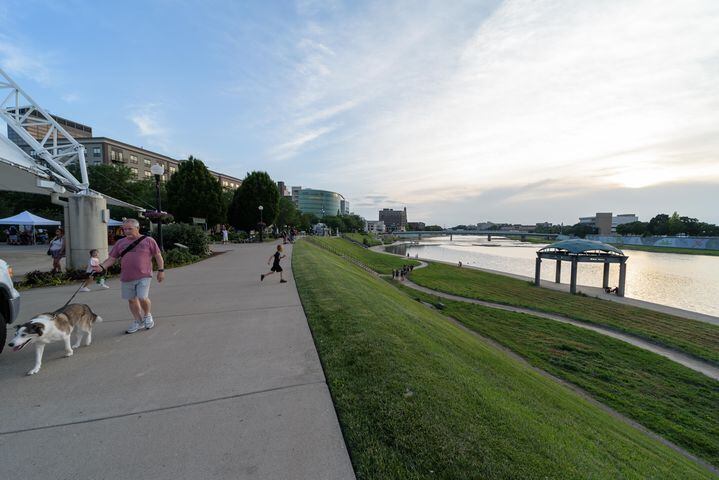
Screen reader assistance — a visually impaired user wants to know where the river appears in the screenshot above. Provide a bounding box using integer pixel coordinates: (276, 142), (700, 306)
(387, 236), (719, 317)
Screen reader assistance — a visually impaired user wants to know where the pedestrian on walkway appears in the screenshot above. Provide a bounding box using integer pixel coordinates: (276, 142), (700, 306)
(99, 218), (165, 334)
(221, 225), (229, 244)
(261, 244), (287, 283)
(48, 228), (65, 273)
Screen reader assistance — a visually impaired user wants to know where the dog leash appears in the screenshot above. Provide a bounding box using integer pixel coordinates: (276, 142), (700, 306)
(62, 266), (105, 307)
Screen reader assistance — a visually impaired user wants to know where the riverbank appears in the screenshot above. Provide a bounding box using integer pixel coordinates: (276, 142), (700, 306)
(293, 239), (718, 476)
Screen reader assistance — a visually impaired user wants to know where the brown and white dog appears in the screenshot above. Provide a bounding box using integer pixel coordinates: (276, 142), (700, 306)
(8, 304), (103, 375)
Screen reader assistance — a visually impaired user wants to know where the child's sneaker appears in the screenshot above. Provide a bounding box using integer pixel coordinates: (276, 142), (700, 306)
(261, 274), (265, 282)
(143, 314), (155, 330)
(79, 286), (91, 292)
(99, 283), (110, 289)
(280, 279), (287, 283)
(126, 319), (143, 334)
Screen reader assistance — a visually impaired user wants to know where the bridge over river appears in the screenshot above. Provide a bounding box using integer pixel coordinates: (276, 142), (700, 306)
(393, 230), (559, 242)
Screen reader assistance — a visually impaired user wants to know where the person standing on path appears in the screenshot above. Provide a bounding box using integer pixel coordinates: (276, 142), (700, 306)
(221, 225), (229, 244)
(99, 218), (165, 333)
(48, 228), (66, 273)
(261, 244), (287, 283)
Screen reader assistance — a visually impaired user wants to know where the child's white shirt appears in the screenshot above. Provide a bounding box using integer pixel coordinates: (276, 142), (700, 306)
(86, 257), (100, 273)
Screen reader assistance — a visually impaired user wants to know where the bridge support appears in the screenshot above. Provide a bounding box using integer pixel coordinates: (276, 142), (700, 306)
(53, 193), (109, 270)
(534, 258), (541, 286)
(487, 234), (491, 241)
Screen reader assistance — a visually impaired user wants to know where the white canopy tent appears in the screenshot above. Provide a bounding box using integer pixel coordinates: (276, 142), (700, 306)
(0, 210), (61, 226)
(0, 210), (61, 245)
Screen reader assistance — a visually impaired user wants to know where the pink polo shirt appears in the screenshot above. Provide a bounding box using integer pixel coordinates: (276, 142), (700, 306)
(109, 236), (160, 282)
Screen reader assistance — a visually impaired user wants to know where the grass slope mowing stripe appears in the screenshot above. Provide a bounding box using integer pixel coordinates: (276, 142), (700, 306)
(293, 241), (714, 479)
(310, 237), (419, 274)
(397, 283), (719, 467)
(409, 262), (719, 364)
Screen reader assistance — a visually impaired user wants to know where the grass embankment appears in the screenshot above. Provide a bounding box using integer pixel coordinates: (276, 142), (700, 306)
(293, 241), (714, 479)
(397, 283), (719, 466)
(344, 232), (384, 247)
(610, 244), (719, 256)
(410, 263), (719, 365)
(308, 237), (419, 274)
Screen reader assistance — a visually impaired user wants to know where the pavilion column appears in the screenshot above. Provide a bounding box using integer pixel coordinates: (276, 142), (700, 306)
(602, 262), (610, 289)
(555, 260), (562, 283)
(534, 257), (542, 286)
(570, 257), (578, 294)
(618, 258), (627, 297)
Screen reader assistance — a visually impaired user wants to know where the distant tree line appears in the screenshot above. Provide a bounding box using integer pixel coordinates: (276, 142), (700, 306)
(616, 212), (719, 236)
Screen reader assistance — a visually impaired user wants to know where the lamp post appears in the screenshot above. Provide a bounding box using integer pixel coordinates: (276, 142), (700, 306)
(258, 205), (264, 242)
(150, 163), (165, 251)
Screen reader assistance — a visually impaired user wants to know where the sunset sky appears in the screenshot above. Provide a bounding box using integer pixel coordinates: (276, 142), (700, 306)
(1, 0), (718, 225)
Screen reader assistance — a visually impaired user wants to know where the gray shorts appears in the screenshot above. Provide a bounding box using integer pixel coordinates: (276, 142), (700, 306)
(121, 277), (152, 300)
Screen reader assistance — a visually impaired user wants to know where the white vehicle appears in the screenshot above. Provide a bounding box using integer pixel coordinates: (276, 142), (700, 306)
(0, 259), (21, 354)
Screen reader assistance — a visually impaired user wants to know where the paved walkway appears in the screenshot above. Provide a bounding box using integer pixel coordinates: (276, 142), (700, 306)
(0, 242), (356, 480)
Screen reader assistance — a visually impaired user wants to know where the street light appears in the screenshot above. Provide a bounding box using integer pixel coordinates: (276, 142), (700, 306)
(150, 163), (165, 251)
(258, 205), (264, 242)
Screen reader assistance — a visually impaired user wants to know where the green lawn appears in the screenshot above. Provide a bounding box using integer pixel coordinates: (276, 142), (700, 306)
(396, 283), (719, 466)
(293, 241), (714, 479)
(344, 232), (384, 247)
(307, 236), (419, 274)
(409, 263), (719, 365)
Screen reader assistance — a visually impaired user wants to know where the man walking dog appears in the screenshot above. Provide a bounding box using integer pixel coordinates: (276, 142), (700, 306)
(99, 218), (165, 333)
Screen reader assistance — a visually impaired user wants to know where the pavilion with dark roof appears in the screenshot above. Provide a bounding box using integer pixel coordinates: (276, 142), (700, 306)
(535, 239), (629, 296)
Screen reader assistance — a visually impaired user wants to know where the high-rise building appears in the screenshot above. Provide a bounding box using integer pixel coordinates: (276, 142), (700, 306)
(379, 207), (407, 232)
(578, 212), (639, 234)
(277, 181), (291, 197)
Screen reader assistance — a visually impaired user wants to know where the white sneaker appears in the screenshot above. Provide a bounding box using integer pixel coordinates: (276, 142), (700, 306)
(143, 314), (155, 330)
(79, 287), (91, 292)
(126, 319), (143, 334)
(99, 283), (110, 289)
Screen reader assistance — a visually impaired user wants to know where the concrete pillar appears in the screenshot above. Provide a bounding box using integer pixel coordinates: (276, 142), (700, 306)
(618, 259), (627, 297)
(602, 263), (610, 289)
(555, 260), (561, 283)
(66, 194), (109, 270)
(570, 257), (578, 294)
(487, 234), (491, 241)
(534, 257), (542, 286)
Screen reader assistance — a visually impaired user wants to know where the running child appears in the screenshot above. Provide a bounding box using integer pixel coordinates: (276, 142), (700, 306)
(261, 244), (287, 283)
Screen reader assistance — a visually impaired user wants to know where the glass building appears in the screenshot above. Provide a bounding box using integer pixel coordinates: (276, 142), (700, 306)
(297, 189), (346, 217)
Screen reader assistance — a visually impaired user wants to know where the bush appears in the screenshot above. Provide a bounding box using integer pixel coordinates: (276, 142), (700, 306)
(163, 248), (200, 267)
(157, 223), (209, 255)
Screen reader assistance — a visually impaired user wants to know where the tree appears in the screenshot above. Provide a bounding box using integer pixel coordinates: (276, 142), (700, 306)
(165, 156), (226, 225)
(299, 212), (319, 232)
(228, 171), (279, 231)
(567, 223), (596, 238)
(616, 221), (648, 236)
(667, 212), (683, 235)
(276, 197), (300, 227)
(648, 214), (669, 235)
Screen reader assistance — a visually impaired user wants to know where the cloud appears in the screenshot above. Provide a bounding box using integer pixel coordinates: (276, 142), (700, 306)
(61, 92), (80, 103)
(0, 36), (53, 85)
(264, 0), (719, 224)
(128, 104), (171, 152)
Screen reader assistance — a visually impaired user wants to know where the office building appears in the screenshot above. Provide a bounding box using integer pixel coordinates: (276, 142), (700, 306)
(365, 220), (386, 234)
(296, 188), (347, 217)
(579, 212), (639, 235)
(7, 112), (242, 189)
(379, 207), (407, 232)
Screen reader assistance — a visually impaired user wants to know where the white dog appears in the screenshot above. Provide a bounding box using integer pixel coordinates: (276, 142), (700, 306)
(8, 303), (103, 375)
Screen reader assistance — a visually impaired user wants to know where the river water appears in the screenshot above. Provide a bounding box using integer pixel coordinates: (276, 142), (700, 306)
(387, 236), (719, 317)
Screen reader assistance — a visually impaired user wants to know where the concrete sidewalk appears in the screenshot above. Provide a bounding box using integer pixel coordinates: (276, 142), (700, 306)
(0, 242), (355, 480)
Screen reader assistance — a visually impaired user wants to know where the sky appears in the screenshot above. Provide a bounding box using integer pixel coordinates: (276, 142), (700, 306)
(1, 0), (718, 226)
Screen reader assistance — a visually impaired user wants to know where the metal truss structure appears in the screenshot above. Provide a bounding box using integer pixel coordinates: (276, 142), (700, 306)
(0, 66), (89, 192)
